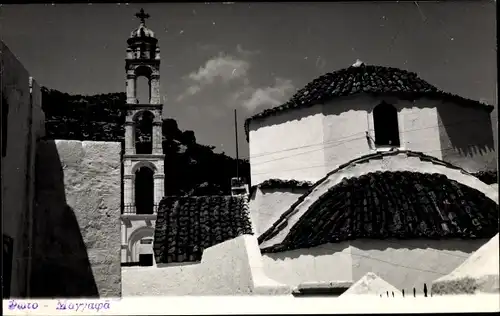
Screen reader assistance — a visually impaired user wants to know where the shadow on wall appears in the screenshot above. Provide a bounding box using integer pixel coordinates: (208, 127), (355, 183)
(437, 105), (495, 171)
(264, 238), (485, 261)
(350, 238), (487, 291)
(263, 241), (351, 260)
(30, 140), (98, 298)
(352, 238), (486, 253)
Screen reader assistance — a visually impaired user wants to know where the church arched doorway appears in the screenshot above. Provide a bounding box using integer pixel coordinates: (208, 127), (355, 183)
(128, 227), (155, 266)
(135, 166), (155, 214)
(137, 237), (154, 266)
(373, 102), (400, 147)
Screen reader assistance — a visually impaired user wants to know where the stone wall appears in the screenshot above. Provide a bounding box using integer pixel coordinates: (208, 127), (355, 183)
(1, 40), (45, 298)
(32, 140), (121, 297)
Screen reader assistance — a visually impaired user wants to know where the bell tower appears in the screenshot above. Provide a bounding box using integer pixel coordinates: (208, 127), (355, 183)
(122, 8), (165, 215)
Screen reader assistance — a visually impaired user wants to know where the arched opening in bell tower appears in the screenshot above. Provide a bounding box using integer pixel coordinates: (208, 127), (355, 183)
(134, 65), (153, 105)
(136, 76), (150, 104)
(134, 110), (154, 154)
(134, 166), (155, 214)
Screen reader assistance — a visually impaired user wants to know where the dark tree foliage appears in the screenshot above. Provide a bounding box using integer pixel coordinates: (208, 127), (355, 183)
(41, 87), (250, 196)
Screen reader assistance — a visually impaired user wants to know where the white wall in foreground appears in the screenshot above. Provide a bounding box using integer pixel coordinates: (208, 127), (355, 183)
(263, 242), (353, 287)
(122, 235), (292, 296)
(262, 239), (488, 290)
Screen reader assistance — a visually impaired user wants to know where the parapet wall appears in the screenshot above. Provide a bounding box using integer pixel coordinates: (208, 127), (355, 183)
(32, 140), (122, 297)
(122, 235), (292, 296)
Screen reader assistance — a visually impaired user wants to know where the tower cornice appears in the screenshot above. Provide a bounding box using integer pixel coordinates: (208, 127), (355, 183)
(125, 59), (160, 69)
(121, 104), (163, 110)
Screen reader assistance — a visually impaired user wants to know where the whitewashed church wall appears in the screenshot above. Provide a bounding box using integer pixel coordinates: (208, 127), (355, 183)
(261, 239), (488, 290)
(322, 95), (376, 171)
(350, 239), (488, 291)
(262, 242), (353, 287)
(397, 99), (441, 157)
(435, 100), (496, 172)
(248, 95), (495, 185)
(248, 187), (308, 237)
(249, 104), (326, 186)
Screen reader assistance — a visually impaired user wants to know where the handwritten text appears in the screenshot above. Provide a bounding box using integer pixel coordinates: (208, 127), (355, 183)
(56, 300), (112, 312)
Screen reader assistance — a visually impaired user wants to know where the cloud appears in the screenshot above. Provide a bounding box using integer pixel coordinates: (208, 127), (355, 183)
(239, 78), (295, 111)
(189, 54), (249, 84)
(177, 54), (249, 101)
(236, 44), (261, 57)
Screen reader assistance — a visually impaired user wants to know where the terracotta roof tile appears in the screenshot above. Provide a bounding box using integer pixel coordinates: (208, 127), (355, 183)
(244, 64), (494, 139)
(153, 196), (253, 264)
(472, 170), (498, 185)
(260, 171), (498, 253)
(252, 179), (314, 191)
(258, 150), (479, 246)
(249, 179), (314, 197)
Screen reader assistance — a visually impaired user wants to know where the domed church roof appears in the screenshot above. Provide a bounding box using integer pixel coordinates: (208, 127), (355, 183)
(128, 8), (156, 43)
(258, 150), (499, 253)
(244, 60), (494, 138)
(130, 24), (155, 39)
(260, 170), (498, 253)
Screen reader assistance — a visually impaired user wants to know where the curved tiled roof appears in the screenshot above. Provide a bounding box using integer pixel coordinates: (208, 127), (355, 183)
(472, 170), (498, 185)
(260, 171), (499, 253)
(244, 63), (494, 139)
(255, 179), (314, 190)
(249, 179), (314, 198)
(258, 150), (498, 250)
(130, 24), (155, 39)
(153, 196), (253, 264)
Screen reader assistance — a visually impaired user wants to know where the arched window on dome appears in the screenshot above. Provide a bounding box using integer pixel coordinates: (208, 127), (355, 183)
(373, 102), (400, 148)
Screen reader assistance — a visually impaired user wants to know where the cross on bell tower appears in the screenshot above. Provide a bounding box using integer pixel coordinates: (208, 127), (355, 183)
(122, 8), (165, 215)
(135, 8), (150, 25)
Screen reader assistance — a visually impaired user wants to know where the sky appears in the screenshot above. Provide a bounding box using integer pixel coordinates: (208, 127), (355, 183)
(1, 1), (497, 159)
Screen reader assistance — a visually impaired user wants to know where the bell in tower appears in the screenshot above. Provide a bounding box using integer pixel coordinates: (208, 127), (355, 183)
(122, 8), (165, 218)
